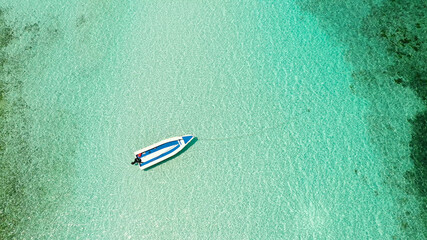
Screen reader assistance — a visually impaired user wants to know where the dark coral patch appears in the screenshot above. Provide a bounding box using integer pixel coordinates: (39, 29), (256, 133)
(0, 13), (14, 50)
(0, 26), (14, 48)
(407, 111), (427, 196)
(394, 78), (403, 84)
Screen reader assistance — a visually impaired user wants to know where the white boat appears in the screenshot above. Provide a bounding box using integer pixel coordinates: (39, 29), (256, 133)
(134, 135), (194, 170)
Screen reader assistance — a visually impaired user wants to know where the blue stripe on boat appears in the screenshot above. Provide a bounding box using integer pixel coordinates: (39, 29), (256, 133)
(140, 143), (181, 167)
(137, 140), (179, 158)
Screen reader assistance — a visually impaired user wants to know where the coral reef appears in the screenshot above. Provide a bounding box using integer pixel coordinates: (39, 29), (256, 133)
(296, 0), (426, 237)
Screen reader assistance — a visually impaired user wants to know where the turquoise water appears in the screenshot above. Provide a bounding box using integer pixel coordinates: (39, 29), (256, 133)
(1, 0), (425, 239)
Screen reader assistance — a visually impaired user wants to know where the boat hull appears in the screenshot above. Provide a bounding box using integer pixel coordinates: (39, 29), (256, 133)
(134, 135), (194, 170)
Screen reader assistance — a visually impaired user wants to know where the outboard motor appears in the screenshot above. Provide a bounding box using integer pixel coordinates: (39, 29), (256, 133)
(131, 157), (142, 165)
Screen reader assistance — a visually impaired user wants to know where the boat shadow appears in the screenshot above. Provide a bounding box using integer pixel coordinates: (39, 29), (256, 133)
(143, 137), (198, 171)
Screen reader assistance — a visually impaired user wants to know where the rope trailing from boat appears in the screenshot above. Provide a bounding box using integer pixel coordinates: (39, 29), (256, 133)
(197, 123), (286, 141)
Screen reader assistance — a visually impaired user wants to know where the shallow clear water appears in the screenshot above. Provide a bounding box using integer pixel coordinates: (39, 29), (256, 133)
(1, 0), (425, 239)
